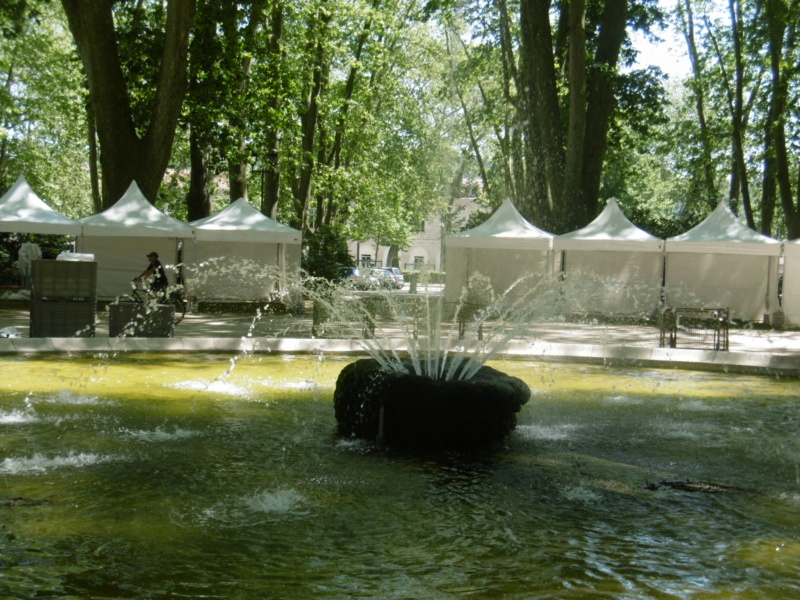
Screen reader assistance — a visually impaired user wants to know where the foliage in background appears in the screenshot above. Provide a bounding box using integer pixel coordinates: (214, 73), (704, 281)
(0, 233), (72, 286)
(0, 0), (93, 218)
(301, 224), (355, 281)
(1, 0), (799, 268)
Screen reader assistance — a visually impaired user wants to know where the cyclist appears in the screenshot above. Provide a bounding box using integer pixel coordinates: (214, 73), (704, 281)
(136, 251), (169, 299)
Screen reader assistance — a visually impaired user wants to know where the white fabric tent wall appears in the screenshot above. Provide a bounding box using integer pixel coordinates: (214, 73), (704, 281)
(76, 182), (193, 298)
(664, 202), (781, 322)
(186, 241), (302, 301)
(77, 237), (183, 299)
(557, 250), (664, 316)
(186, 198), (302, 301)
(445, 246), (552, 303)
(0, 175), (81, 235)
(444, 199), (553, 303)
(554, 199), (664, 316)
(781, 240), (800, 326)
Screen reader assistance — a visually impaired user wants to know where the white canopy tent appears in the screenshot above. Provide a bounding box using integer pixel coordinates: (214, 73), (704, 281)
(554, 198), (664, 316)
(444, 198), (553, 302)
(780, 239), (800, 326)
(664, 201), (781, 322)
(76, 181), (194, 298)
(0, 175), (82, 235)
(186, 197), (302, 301)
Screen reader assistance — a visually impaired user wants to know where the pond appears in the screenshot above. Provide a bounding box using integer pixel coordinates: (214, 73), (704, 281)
(1, 353), (799, 599)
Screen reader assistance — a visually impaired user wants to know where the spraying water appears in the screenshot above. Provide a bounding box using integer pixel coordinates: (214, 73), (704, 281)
(256, 266), (654, 381)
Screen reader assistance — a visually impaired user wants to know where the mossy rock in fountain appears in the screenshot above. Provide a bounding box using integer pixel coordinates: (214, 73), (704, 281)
(333, 358), (530, 447)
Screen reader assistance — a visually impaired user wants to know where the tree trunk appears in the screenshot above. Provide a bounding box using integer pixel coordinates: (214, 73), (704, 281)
(226, 2), (266, 204)
(187, 125), (211, 221)
(764, 0), (799, 237)
(447, 30), (491, 197)
(61, 0), (196, 207)
(518, 0), (625, 233)
(185, 1), (216, 219)
(86, 99), (101, 213)
(228, 153), (248, 202)
(679, 0), (718, 211)
(261, 0), (284, 220)
(496, 0), (523, 204)
(519, 0), (564, 229)
(262, 144), (281, 219)
(577, 0), (627, 229)
(294, 5), (330, 231)
(562, 0), (587, 227)
(728, 0), (755, 229)
(327, 0), (378, 170)
(706, 4), (755, 228)
(0, 60), (15, 185)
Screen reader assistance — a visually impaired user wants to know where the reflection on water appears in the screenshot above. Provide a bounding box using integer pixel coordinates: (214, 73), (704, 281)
(1, 354), (799, 599)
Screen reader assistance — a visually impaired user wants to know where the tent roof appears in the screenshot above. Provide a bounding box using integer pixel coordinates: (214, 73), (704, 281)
(0, 175), (82, 235)
(784, 238), (800, 254)
(666, 201), (780, 255)
(190, 197), (301, 244)
(445, 198), (552, 249)
(554, 198), (663, 251)
(80, 181), (193, 238)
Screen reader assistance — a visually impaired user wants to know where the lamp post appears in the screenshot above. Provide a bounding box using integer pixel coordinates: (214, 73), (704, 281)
(252, 149), (279, 216)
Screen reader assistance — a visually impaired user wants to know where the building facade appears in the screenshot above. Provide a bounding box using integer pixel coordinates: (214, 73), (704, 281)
(348, 196), (480, 272)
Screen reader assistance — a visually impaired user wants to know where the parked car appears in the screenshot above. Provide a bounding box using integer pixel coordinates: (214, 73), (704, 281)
(340, 267), (379, 290)
(369, 268), (397, 290)
(388, 267), (405, 290)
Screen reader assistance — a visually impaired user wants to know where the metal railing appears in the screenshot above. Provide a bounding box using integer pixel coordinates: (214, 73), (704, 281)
(659, 307), (729, 351)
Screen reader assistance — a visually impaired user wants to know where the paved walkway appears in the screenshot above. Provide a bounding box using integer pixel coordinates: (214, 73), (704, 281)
(1, 299), (799, 376)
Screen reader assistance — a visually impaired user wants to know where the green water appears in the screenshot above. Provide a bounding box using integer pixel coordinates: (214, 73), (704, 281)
(1, 353), (799, 599)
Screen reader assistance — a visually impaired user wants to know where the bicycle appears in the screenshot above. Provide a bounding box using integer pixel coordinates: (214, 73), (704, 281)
(124, 279), (187, 326)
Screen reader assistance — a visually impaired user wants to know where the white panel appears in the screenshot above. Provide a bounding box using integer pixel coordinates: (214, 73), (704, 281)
(77, 237), (179, 299)
(561, 250), (663, 316)
(664, 252), (773, 321)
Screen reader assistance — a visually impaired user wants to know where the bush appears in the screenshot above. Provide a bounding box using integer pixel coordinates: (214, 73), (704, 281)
(404, 270), (445, 284)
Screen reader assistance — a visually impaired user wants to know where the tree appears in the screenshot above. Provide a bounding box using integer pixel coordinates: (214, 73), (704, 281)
(677, 0), (720, 212)
(428, 0), (667, 234)
(761, 0), (800, 238)
(302, 223), (354, 279)
(670, 0), (799, 238)
(0, 0), (92, 216)
(517, 0), (632, 232)
(60, 0), (196, 207)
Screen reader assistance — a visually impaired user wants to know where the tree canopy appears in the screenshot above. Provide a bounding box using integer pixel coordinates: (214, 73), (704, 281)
(1, 0), (798, 247)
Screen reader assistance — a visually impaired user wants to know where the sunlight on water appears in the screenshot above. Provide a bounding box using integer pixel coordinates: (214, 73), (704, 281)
(177, 488), (310, 529)
(515, 423), (578, 441)
(171, 378), (255, 397)
(0, 353), (798, 599)
(122, 426), (201, 442)
(38, 389), (102, 405)
(0, 407), (37, 424)
(243, 488), (308, 514)
(1, 451), (118, 474)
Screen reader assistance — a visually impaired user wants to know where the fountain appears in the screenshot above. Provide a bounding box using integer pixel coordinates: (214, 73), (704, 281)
(297, 271), (581, 447)
(334, 357), (530, 446)
(3, 257), (798, 596)
(176, 264), (669, 448)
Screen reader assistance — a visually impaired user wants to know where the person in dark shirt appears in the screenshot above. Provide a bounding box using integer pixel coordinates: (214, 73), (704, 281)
(136, 252), (169, 299)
